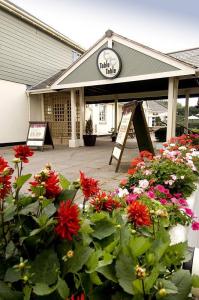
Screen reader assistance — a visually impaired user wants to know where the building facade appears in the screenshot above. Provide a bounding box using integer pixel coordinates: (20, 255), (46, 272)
(0, 0), (84, 145)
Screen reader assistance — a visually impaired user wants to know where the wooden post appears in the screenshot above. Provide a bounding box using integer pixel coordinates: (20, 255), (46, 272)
(69, 88), (78, 147)
(114, 99), (118, 133)
(184, 92), (189, 129)
(166, 77), (179, 141)
(79, 87), (85, 146)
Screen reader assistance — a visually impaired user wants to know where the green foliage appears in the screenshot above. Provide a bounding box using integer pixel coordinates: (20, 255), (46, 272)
(85, 117), (93, 135)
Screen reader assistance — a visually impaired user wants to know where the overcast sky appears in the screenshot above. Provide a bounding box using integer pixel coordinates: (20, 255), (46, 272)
(11, 0), (199, 106)
(11, 0), (199, 53)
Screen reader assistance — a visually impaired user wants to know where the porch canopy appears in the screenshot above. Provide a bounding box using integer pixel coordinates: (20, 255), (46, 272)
(28, 30), (199, 147)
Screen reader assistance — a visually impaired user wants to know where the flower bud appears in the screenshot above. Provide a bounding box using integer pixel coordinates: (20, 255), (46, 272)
(12, 158), (21, 164)
(22, 275), (29, 282)
(67, 250), (74, 258)
(135, 265), (146, 279)
(158, 288), (167, 297)
(45, 163), (52, 170)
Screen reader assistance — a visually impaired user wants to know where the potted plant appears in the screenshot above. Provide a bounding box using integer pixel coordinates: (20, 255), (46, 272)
(109, 127), (117, 142)
(83, 117), (97, 146)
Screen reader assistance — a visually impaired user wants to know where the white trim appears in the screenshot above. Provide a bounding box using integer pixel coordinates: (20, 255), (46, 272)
(51, 32), (196, 90)
(107, 38), (113, 48)
(53, 69), (194, 90)
(113, 35), (195, 71)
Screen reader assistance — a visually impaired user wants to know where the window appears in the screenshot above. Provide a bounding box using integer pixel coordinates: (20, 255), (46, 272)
(152, 117), (156, 126)
(72, 51), (81, 62)
(99, 105), (106, 123)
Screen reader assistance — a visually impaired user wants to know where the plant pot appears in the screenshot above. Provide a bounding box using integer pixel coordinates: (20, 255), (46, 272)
(83, 135), (97, 146)
(111, 136), (117, 142)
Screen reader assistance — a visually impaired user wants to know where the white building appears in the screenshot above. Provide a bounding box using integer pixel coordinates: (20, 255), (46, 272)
(0, 0), (84, 146)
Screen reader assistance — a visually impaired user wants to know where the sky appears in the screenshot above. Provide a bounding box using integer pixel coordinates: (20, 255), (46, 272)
(11, 0), (199, 105)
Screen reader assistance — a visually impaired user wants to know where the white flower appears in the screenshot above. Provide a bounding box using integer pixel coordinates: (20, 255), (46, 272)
(192, 151), (199, 157)
(170, 174), (177, 181)
(170, 143), (176, 147)
(168, 180), (174, 186)
(180, 176), (185, 180)
(117, 188), (129, 198)
(179, 146), (187, 151)
(144, 170), (152, 176)
(133, 187), (143, 194)
(138, 179), (149, 189)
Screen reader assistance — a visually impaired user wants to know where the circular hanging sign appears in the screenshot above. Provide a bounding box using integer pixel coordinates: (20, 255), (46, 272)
(97, 48), (122, 79)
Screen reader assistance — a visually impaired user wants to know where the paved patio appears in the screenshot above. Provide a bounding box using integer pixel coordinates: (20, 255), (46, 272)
(1, 137), (157, 192)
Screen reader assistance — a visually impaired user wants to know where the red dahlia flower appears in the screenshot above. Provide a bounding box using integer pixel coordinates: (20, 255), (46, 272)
(13, 145), (34, 163)
(90, 191), (121, 212)
(55, 200), (80, 240)
(30, 170), (61, 199)
(127, 201), (151, 227)
(0, 157), (13, 199)
(80, 171), (99, 199)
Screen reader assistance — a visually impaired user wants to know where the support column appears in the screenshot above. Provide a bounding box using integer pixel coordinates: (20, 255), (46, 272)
(41, 94), (45, 121)
(79, 87), (85, 146)
(69, 89), (79, 147)
(166, 77), (179, 141)
(114, 99), (118, 133)
(184, 92), (189, 130)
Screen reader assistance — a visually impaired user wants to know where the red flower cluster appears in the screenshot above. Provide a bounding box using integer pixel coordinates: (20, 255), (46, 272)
(80, 171), (99, 199)
(68, 293), (85, 300)
(0, 157), (13, 199)
(140, 150), (153, 160)
(13, 145), (34, 163)
(127, 201), (151, 227)
(30, 168), (62, 199)
(90, 191), (121, 212)
(55, 200), (80, 240)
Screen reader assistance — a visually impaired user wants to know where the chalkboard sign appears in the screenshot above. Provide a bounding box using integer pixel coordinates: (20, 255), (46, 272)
(26, 122), (54, 151)
(109, 101), (154, 172)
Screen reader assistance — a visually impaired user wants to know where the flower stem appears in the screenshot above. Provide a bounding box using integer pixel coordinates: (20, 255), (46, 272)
(82, 197), (87, 213)
(0, 199), (7, 246)
(141, 279), (147, 300)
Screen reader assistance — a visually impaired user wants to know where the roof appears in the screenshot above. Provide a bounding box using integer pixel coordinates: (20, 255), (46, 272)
(28, 30), (198, 92)
(169, 48), (199, 68)
(28, 69), (67, 91)
(0, 0), (85, 53)
(146, 100), (167, 114)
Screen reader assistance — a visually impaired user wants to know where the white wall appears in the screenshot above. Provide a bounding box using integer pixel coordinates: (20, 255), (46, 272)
(0, 80), (28, 144)
(85, 103), (123, 135)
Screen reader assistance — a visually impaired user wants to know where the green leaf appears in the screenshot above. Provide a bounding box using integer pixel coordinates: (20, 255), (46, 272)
(90, 272), (102, 285)
(192, 275), (199, 288)
(92, 219), (116, 240)
(43, 203), (56, 217)
(132, 279), (143, 294)
(23, 285), (32, 300)
(33, 283), (57, 296)
(19, 201), (39, 215)
(31, 249), (59, 285)
(86, 250), (101, 273)
(115, 254), (135, 295)
(0, 281), (22, 300)
(161, 279), (178, 294)
(3, 204), (16, 222)
(65, 244), (93, 273)
(144, 265), (161, 293)
(164, 269), (192, 300)
(98, 252), (113, 268)
(15, 174), (32, 189)
(97, 265), (117, 282)
(5, 241), (15, 259)
(57, 277), (69, 299)
(129, 236), (152, 257)
(57, 189), (77, 202)
(59, 174), (71, 189)
(4, 268), (21, 283)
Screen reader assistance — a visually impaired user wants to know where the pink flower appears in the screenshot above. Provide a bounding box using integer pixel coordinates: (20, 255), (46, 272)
(147, 190), (155, 199)
(155, 185), (166, 193)
(174, 193), (182, 199)
(126, 193), (139, 204)
(171, 197), (178, 204)
(159, 198), (167, 205)
(192, 222), (199, 230)
(178, 198), (188, 206)
(184, 207), (194, 217)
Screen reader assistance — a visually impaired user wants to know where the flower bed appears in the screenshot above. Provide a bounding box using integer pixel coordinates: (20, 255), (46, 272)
(0, 135), (199, 299)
